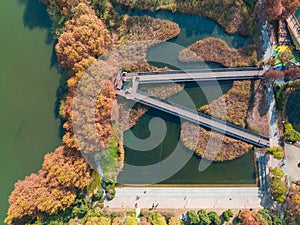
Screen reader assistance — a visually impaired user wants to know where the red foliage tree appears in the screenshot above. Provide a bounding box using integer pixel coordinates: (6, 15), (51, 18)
(284, 67), (300, 81)
(262, 69), (284, 82)
(282, 0), (300, 17)
(266, 0), (284, 21)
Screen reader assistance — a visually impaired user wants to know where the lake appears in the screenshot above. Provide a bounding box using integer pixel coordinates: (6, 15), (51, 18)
(0, 0), (62, 223)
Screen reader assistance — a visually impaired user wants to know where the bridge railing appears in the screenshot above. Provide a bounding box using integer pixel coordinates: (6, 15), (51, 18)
(136, 90), (269, 141)
(135, 67), (263, 76)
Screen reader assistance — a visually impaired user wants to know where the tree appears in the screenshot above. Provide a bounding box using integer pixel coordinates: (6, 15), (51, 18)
(5, 170), (77, 224)
(187, 210), (200, 224)
(125, 216), (138, 225)
(197, 209), (211, 225)
(5, 146), (91, 224)
(271, 167), (285, 178)
(282, 0), (300, 17)
(207, 211), (221, 225)
(266, 146), (284, 159)
(150, 212), (167, 225)
(221, 209), (233, 222)
(168, 217), (181, 225)
(270, 176), (287, 203)
(262, 70), (284, 83)
(284, 123), (300, 142)
(112, 217), (124, 225)
(55, 3), (111, 74)
(42, 146), (91, 189)
(265, 0), (283, 21)
(240, 210), (259, 225)
(284, 67), (300, 82)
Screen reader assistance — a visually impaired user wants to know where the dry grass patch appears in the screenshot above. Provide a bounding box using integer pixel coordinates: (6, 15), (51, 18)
(199, 80), (252, 128)
(178, 38), (257, 68)
(180, 121), (252, 161)
(247, 80), (269, 136)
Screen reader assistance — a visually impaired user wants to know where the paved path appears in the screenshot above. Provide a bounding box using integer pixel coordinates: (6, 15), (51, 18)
(284, 144), (300, 184)
(105, 187), (262, 210)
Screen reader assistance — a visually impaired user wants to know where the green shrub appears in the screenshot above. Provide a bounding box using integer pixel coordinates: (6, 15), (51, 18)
(187, 210), (200, 224)
(266, 147), (284, 159)
(284, 123), (300, 142)
(221, 209), (233, 222)
(207, 211), (221, 225)
(150, 212), (167, 225)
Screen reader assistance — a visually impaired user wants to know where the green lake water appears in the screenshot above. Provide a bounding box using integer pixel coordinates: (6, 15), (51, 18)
(116, 6), (256, 185)
(118, 81), (256, 185)
(286, 91), (300, 132)
(115, 5), (252, 70)
(0, 0), (62, 223)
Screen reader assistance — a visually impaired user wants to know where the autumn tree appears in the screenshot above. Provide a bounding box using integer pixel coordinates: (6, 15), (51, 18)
(42, 146), (91, 188)
(168, 217), (181, 225)
(282, 0), (300, 17)
(265, 0), (283, 21)
(5, 146), (91, 225)
(55, 3), (111, 74)
(42, 0), (92, 18)
(262, 69), (284, 83)
(240, 210), (259, 225)
(287, 185), (300, 223)
(284, 67), (300, 82)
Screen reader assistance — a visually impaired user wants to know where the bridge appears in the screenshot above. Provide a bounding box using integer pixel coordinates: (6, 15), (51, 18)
(286, 14), (300, 46)
(123, 67), (263, 84)
(116, 68), (270, 148)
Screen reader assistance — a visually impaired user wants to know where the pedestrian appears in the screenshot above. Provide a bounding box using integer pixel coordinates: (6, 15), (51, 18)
(136, 195), (140, 200)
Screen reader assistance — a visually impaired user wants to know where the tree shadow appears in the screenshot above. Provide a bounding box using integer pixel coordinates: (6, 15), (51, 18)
(18, 0), (53, 44)
(19, 0), (67, 138)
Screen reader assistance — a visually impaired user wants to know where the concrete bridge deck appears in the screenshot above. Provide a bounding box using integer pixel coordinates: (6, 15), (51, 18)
(118, 89), (269, 148)
(125, 67), (263, 83)
(286, 14), (300, 46)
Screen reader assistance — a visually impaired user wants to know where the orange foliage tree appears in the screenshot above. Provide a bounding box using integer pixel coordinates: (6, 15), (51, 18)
(282, 0), (300, 17)
(5, 146), (91, 225)
(55, 3), (111, 74)
(240, 210), (260, 225)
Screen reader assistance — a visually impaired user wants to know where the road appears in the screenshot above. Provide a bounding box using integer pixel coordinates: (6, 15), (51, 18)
(105, 187), (262, 210)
